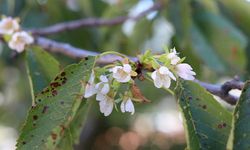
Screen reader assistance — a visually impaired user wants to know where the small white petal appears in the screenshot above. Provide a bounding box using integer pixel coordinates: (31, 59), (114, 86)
(100, 75), (108, 82)
(99, 98), (113, 116)
(123, 64), (132, 73)
(120, 101), (125, 113)
(120, 98), (135, 115)
(84, 84), (97, 98)
(101, 83), (110, 94)
(162, 76), (171, 89)
(153, 74), (163, 88)
(166, 70), (176, 81)
(96, 93), (106, 101)
(151, 71), (157, 80)
(117, 75), (131, 83)
(159, 66), (170, 74)
(176, 63), (196, 80)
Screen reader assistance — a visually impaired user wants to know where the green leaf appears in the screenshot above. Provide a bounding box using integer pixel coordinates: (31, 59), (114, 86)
(57, 100), (94, 149)
(16, 57), (96, 150)
(176, 80), (232, 149)
(26, 46), (60, 103)
(227, 81), (250, 150)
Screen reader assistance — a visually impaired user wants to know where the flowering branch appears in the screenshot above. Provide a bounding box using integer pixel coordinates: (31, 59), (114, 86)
(33, 37), (246, 105)
(29, 2), (163, 36)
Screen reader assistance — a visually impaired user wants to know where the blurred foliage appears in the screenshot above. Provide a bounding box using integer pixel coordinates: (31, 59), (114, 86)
(1, 0), (250, 150)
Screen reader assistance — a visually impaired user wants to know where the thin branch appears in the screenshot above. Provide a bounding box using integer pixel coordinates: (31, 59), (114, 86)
(34, 37), (244, 105)
(30, 2), (163, 36)
(194, 78), (244, 105)
(35, 37), (138, 64)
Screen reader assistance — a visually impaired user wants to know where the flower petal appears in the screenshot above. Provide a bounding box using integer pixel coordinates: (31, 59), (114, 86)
(153, 74), (163, 88)
(99, 99), (113, 116)
(151, 71), (157, 80)
(162, 76), (171, 88)
(101, 83), (110, 94)
(125, 98), (135, 115)
(84, 84), (97, 98)
(159, 66), (170, 75)
(100, 75), (108, 82)
(123, 64), (132, 73)
(96, 93), (106, 101)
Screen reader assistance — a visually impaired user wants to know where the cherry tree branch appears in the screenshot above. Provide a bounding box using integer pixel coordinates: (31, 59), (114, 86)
(35, 37), (138, 64)
(33, 37), (244, 105)
(194, 77), (244, 105)
(29, 2), (163, 36)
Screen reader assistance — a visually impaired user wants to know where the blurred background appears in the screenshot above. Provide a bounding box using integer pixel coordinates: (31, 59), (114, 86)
(0, 0), (249, 149)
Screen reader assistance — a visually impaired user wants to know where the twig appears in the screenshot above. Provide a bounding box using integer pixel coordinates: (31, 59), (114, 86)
(29, 2), (162, 36)
(35, 37), (138, 64)
(36, 37), (244, 105)
(194, 77), (244, 105)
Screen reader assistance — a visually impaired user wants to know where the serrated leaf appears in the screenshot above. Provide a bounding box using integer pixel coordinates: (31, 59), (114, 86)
(176, 80), (232, 150)
(16, 57), (96, 150)
(227, 81), (250, 150)
(26, 46), (60, 103)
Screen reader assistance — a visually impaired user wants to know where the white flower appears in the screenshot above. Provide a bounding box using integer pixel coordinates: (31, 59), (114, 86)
(112, 64), (137, 83)
(167, 48), (180, 65)
(84, 71), (97, 98)
(98, 95), (114, 116)
(95, 75), (110, 95)
(8, 31), (34, 53)
(0, 17), (19, 35)
(120, 98), (135, 115)
(175, 63), (196, 80)
(151, 66), (176, 88)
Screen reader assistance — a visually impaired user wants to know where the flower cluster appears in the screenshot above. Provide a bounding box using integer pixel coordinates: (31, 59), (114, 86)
(145, 48), (196, 89)
(84, 62), (137, 116)
(83, 48), (195, 117)
(0, 16), (34, 53)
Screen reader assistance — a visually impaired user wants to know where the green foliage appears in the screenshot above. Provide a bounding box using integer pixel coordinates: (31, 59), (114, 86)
(227, 81), (250, 150)
(16, 56), (96, 150)
(26, 46), (60, 102)
(176, 80), (232, 149)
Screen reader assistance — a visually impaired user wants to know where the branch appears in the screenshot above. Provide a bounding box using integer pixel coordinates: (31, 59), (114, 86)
(30, 2), (163, 36)
(194, 77), (244, 105)
(34, 37), (244, 105)
(35, 37), (138, 64)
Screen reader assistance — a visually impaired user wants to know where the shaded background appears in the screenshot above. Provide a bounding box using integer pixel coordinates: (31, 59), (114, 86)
(0, 0), (249, 149)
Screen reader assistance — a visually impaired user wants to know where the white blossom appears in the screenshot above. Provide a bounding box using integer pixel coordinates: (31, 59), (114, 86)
(112, 64), (137, 83)
(0, 17), (19, 35)
(95, 75), (110, 95)
(176, 63), (196, 80)
(8, 31), (34, 53)
(151, 66), (176, 88)
(167, 48), (180, 65)
(98, 95), (114, 116)
(120, 98), (135, 115)
(84, 71), (97, 98)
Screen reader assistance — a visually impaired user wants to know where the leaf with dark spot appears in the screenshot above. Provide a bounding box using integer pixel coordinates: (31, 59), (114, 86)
(26, 46), (60, 104)
(176, 80), (232, 150)
(17, 57), (96, 150)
